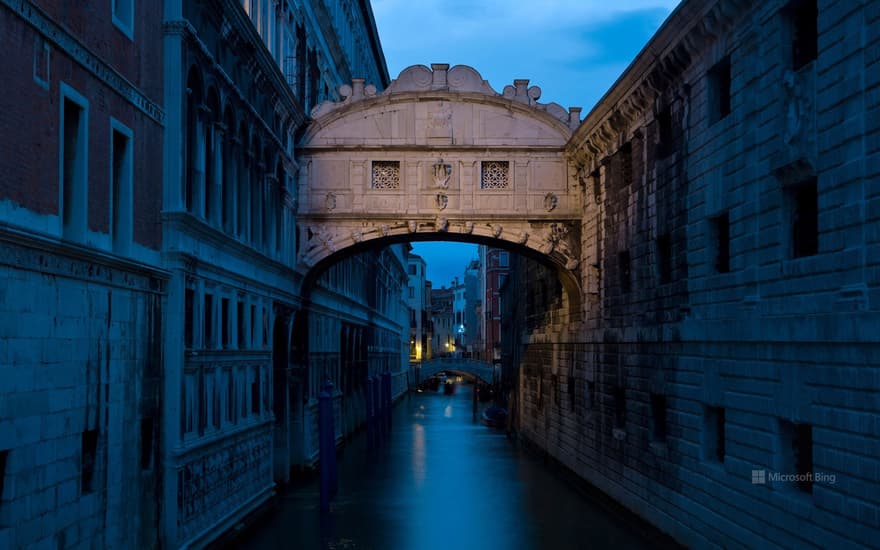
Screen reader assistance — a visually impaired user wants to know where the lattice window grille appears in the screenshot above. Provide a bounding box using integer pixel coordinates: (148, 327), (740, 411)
(481, 161), (510, 189)
(371, 161), (400, 189)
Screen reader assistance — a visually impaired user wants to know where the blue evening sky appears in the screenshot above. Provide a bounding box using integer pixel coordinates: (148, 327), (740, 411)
(371, 0), (680, 288)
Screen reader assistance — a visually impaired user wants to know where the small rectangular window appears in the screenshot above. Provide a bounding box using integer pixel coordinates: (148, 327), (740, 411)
(237, 301), (246, 349)
(221, 298), (230, 348)
(650, 393), (667, 443)
(657, 234), (673, 284)
(618, 250), (631, 294)
(710, 212), (730, 273)
(251, 366), (261, 415)
(250, 304), (256, 346)
(620, 142), (633, 187)
(184, 288), (195, 348)
(225, 369), (235, 424)
(613, 386), (626, 430)
(110, 123), (133, 255)
(371, 161), (400, 189)
(656, 108), (674, 159)
(787, 0), (818, 71)
(203, 293), (213, 348)
(498, 251), (509, 267)
(33, 35), (50, 89)
(112, 0), (134, 40)
(790, 179), (818, 258)
(0, 449), (9, 500)
(704, 406), (726, 462)
(81, 429), (98, 494)
(61, 90), (88, 240)
(708, 56), (732, 123)
(481, 161), (510, 189)
(779, 420), (813, 493)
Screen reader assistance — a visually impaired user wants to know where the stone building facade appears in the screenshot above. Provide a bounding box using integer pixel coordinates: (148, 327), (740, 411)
(0, 0), (406, 548)
(508, 0), (880, 548)
(406, 253), (429, 361)
(480, 246), (510, 363)
(0, 1), (166, 548)
(159, 0), (400, 547)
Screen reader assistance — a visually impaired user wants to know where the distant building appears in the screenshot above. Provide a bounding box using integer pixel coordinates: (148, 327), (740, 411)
(451, 277), (467, 353)
(431, 286), (455, 356)
(464, 259), (482, 355)
(480, 246), (510, 362)
(406, 253), (429, 361)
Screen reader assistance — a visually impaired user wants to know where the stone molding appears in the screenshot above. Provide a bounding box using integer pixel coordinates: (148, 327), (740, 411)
(1, 0), (165, 124)
(566, 0), (751, 171)
(309, 63), (582, 131)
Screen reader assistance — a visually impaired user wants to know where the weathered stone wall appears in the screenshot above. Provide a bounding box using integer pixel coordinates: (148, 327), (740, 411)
(0, 236), (165, 549)
(511, 0), (880, 548)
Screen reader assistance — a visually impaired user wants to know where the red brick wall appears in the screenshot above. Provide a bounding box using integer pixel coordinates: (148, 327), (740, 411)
(0, 3), (163, 250)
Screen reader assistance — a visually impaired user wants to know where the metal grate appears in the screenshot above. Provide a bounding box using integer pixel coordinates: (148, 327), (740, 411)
(480, 161), (509, 189)
(371, 161), (400, 189)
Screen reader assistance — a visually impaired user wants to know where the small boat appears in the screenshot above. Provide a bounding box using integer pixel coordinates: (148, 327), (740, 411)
(443, 380), (455, 395)
(481, 405), (508, 428)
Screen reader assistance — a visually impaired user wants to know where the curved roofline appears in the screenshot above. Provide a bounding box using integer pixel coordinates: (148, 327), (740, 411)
(299, 89), (575, 147)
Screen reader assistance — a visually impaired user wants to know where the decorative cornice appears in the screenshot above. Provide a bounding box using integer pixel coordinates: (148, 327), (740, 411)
(567, 0), (752, 163)
(2, 0), (165, 125)
(309, 64), (582, 131)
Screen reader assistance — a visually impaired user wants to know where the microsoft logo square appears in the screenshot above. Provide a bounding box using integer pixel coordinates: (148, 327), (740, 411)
(751, 469), (766, 484)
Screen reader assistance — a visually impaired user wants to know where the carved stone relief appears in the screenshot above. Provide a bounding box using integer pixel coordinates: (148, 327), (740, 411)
(432, 161), (452, 188)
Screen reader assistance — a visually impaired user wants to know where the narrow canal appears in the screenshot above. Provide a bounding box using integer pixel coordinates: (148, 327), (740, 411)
(233, 382), (657, 550)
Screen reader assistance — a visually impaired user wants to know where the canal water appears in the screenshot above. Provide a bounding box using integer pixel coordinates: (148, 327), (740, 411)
(235, 382), (654, 550)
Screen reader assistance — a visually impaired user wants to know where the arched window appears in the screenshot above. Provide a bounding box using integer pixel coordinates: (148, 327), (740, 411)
(250, 136), (262, 246)
(205, 87), (221, 224)
(184, 67), (204, 213)
(238, 123), (250, 241)
(222, 106), (236, 233)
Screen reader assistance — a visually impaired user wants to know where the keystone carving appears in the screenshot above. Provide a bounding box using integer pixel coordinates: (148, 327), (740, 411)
(436, 217), (448, 232)
(464, 221), (474, 234)
(408, 220), (417, 233)
(492, 224), (503, 238)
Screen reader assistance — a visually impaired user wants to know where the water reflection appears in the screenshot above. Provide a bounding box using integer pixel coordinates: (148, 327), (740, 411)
(236, 383), (652, 550)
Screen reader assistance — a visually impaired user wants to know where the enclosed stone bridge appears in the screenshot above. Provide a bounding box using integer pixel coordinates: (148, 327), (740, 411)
(295, 63), (584, 305)
(418, 358), (495, 384)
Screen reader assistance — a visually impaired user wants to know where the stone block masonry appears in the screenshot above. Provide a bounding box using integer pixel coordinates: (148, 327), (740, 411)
(529, 0), (880, 548)
(0, 234), (166, 549)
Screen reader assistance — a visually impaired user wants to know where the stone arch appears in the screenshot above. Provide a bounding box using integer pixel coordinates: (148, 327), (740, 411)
(296, 64), (586, 318)
(300, 232), (581, 321)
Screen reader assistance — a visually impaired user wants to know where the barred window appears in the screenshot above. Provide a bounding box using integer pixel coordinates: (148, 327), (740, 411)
(371, 161), (400, 189)
(481, 161), (509, 189)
